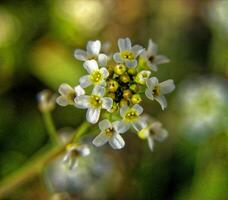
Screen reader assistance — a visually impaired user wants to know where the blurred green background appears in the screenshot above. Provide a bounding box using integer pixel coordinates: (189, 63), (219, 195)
(0, 0), (227, 199)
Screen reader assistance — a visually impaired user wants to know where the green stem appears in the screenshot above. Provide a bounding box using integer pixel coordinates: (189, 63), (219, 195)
(42, 111), (59, 144)
(0, 122), (91, 198)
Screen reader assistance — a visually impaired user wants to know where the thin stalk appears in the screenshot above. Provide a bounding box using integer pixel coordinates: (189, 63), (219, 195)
(72, 122), (90, 143)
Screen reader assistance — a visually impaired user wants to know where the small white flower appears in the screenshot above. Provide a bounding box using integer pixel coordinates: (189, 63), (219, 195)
(145, 77), (175, 110)
(135, 70), (151, 85)
(56, 84), (85, 107)
(63, 144), (90, 170)
(118, 104), (144, 132)
(74, 40), (103, 61)
(113, 37), (144, 68)
(79, 59), (109, 88)
(75, 85), (113, 124)
(138, 115), (168, 151)
(92, 119), (126, 149)
(141, 39), (170, 71)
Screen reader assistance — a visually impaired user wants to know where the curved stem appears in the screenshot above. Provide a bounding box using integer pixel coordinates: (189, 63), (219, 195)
(42, 111), (60, 144)
(72, 122), (90, 143)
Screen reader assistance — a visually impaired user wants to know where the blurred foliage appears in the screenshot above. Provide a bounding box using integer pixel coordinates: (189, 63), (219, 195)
(0, 0), (227, 200)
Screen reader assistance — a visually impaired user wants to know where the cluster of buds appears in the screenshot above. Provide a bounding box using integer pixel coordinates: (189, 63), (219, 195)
(56, 38), (175, 151)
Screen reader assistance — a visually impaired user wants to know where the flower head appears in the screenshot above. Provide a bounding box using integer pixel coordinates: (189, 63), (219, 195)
(56, 83), (85, 106)
(138, 115), (168, 151)
(63, 144), (90, 170)
(119, 104), (144, 132)
(75, 85), (113, 124)
(79, 60), (109, 88)
(145, 77), (175, 110)
(141, 39), (170, 71)
(92, 119), (126, 149)
(113, 38), (143, 68)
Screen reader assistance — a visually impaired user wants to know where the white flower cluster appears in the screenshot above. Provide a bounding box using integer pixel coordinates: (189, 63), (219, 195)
(57, 38), (175, 150)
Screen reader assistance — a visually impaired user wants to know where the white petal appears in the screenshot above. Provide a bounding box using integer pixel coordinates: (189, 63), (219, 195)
(155, 95), (167, 110)
(131, 45), (144, 56)
(92, 85), (105, 96)
(147, 62), (158, 71)
(113, 53), (123, 63)
(154, 55), (170, 65)
(120, 105), (128, 117)
(83, 60), (98, 74)
(75, 95), (90, 108)
(92, 132), (109, 147)
(125, 59), (137, 68)
(75, 85), (85, 96)
(100, 67), (109, 78)
(74, 49), (87, 61)
(132, 119), (145, 132)
(154, 129), (168, 142)
(118, 37), (131, 51)
(147, 39), (157, 55)
(86, 108), (100, 124)
(109, 134), (125, 149)
(146, 77), (158, 89)
(99, 119), (112, 131)
(86, 40), (101, 55)
(98, 54), (108, 66)
(79, 75), (92, 88)
(102, 97), (113, 110)
(58, 83), (74, 96)
(56, 96), (68, 106)
(77, 145), (90, 156)
(160, 80), (175, 94)
(145, 88), (154, 100)
(132, 104), (143, 115)
(113, 120), (129, 134)
(147, 136), (154, 151)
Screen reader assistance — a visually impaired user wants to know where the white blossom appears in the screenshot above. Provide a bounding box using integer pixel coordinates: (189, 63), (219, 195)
(75, 85), (113, 124)
(113, 38), (143, 68)
(138, 115), (168, 151)
(145, 77), (175, 110)
(141, 39), (170, 71)
(79, 60), (109, 88)
(56, 84), (85, 107)
(118, 104), (144, 132)
(63, 144), (90, 170)
(92, 119), (126, 149)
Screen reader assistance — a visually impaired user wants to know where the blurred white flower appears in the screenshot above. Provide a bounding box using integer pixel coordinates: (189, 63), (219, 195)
(118, 104), (144, 132)
(113, 37), (143, 68)
(63, 144), (90, 170)
(138, 115), (168, 151)
(141, 39), (170, 71)
(92, 119), (125, 149)
(145, 77), (175, 110)
(79, 59), (109, 88)
(56, 83), (85, 106)
(75, 85), (113, 124)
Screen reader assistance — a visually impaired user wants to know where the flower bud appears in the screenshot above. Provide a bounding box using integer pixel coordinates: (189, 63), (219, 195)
(114, 64), (127, 75)
(128, 68), (137, 75)
(37, 90), (56, 112)
(109, 102), (118, 113)
(107, 92), (115, 100)
(123, 89), (132, 100)
(130, 84), (139, 92)
(107, 80), (119, 92)
(131, 94), (142, 104)
(120, 99), (128, 107)
(120, 74), (130, 83)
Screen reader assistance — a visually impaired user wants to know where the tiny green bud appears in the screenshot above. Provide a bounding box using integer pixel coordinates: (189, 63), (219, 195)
(128, 68), (137, 75)
(109, 102), (118, 113)
(120, 99), (128, 107)
(130, 84), (138, 92)
(107, 80), (119, 92)
(120, 74), (130, 83)
(107, 92), (115, 100)
(114, 64), (126, 75)
(131, 94), (142, 104)
(123, 89), (132, 100)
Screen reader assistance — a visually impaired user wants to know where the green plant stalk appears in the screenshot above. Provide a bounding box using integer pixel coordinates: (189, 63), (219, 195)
(0, 122), (90, 199)
(42, 111), (60, 144)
